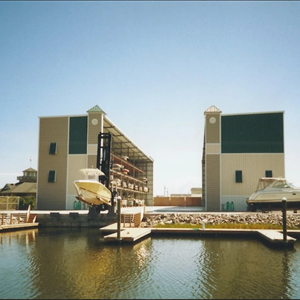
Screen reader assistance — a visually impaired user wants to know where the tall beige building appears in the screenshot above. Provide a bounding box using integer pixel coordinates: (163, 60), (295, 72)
(37, 105), (153, 210)
(202, 105), (285, 212)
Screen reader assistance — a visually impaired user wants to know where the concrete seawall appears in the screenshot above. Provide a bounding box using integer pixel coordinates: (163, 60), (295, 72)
(36, 212), (117, 228)
(35, 206), (145, 228)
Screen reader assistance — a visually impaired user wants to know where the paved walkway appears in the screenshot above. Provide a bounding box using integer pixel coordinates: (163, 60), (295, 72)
(2, 206), (295, 215)
(9, 206), (206, 215)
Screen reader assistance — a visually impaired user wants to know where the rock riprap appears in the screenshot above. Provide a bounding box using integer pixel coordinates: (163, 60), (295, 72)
(141, 213), (300, 228)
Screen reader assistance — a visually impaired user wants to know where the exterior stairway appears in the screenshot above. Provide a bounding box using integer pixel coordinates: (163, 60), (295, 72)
(27, 213), (37, 223)
(26, 205), (37, 223)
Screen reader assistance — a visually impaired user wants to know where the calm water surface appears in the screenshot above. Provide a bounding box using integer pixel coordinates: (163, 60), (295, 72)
(0, 228), (300, 299)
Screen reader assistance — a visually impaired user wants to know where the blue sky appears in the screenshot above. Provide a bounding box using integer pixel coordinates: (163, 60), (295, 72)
(1, 1), (300, 196)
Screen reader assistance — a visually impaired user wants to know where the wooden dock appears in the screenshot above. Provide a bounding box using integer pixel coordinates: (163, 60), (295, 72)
(100, 223), (151, 243)
(0, 208), (38, 232)
(100, 224), (297, 247)
(257, 230), (296, 246)
(0, 223), (39, 232)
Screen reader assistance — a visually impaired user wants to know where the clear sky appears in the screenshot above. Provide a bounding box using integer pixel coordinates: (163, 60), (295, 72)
(1, 1), (300, 196)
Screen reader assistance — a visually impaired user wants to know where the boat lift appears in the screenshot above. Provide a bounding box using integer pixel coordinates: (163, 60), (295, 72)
(94, 132), (117, 214)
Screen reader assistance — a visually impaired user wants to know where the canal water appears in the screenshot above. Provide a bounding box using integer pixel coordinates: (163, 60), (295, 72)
(1, 227), (300, 299)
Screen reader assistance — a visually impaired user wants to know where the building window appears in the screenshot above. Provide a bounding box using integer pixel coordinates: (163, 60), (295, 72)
(69, 116), (87, 154)
(235, 170), (242, 183)
(265, 170), (273, 177)
(49, 143), (57, 154)
(48, 170), (56, 183)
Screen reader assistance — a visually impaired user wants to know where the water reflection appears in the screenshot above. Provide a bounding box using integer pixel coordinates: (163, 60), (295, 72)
(0, 228), (299, 299)
(194, 239), (289, 299)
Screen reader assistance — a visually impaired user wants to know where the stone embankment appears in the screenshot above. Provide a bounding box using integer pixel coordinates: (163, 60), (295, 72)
(141, 213), (300, 228)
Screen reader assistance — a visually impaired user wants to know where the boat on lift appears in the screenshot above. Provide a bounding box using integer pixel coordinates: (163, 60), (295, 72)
(73, 168), (112, 208)
(246, 177), (300, 212)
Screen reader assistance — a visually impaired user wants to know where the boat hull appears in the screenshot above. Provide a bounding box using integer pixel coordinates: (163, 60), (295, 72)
(73, 180), (112, 207)
(246, 177), (300, 212)
(246, 200), (300, 212)
(247, 192), (300, 203)
(247, 191), (300, 212)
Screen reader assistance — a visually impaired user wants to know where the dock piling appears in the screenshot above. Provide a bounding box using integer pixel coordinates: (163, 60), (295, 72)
(282, 197), (287, 242)
(117, 196), (122, 242)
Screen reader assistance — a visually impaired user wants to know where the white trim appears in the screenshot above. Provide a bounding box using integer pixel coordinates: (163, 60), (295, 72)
(219, 116), (222, 211)
(36, 118), (41, 208)
(39, 114), (87, 119)
(221, 153), (284, 156)
(65, 117), (70, 209)
(222, 110), (285, 117)
(206, 143), (220, 154)
(86, 115), (89, 169)
(204, 117), (207, 211)
(87, 144), (98, 155)
(283, 112), (286, 178)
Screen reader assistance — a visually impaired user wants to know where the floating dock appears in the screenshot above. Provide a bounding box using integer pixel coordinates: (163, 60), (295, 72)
(100, 223), (151, 243)
(0, 210), (38, 232)
(101, 223), (297, 247)
(0, 223), (39, 232)
(257, 229), (296, 246)
(152, 227), (297, 246)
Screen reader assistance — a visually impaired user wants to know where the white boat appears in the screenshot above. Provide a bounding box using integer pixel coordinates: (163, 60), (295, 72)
(246, 177), (300, 211)
(73, 168), (112, 207)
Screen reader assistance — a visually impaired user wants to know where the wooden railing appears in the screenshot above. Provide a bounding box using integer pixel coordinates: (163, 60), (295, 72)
(121, 212), (141, 228)
(0, 206), (36, 225)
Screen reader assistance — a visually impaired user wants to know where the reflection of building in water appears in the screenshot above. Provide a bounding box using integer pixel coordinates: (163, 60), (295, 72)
(0, 229), (37, 248)
(132, 237), (152, 268)
(0, 230), (297, 299)
(195, 239), (290, 299)
(30, 229), (153, 297)
(25, 229), (37, 246)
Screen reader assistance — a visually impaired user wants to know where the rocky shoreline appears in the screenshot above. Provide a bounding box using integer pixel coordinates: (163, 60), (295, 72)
(141, 212), (300, 228)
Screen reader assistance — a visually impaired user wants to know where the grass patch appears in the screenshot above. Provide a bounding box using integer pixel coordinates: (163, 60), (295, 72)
(153, 223), (299, 230)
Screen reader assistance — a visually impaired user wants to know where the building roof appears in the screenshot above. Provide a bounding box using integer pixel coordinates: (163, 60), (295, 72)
(1, 183), (16, 192)
(39, 105), (153, 164)
(87, 105), (107, 115)
(22, 167), (37, 172)
(87, 105), (153, 162)
(205, 105), (222, 114)
(0, 182), (36, 195)
(103, 115), (154, 163)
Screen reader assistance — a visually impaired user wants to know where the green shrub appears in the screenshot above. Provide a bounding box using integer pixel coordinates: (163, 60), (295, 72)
(18, 196), (36, 210)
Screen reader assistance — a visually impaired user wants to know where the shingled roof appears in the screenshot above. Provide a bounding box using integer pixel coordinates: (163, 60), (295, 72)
(0, 182), (36, 195)
(22, 167), (37, 172)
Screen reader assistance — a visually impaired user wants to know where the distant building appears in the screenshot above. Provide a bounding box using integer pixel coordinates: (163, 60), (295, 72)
(190, 187), (202, 197)
(170, 193), (191, 197)
(0, 168), (37, 197)
(155, 187), (202, 206)
(170, 187), (202, 198)
(202, 105), (285, 212)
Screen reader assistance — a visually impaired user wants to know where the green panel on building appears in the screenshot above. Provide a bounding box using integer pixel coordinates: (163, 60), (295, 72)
(221, 113), (284, 153)
(69, 116), (87, 154)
